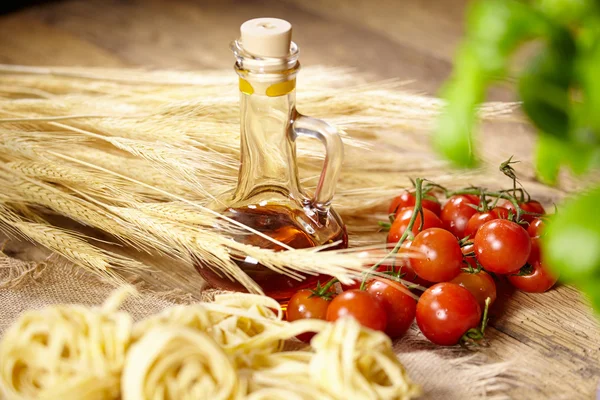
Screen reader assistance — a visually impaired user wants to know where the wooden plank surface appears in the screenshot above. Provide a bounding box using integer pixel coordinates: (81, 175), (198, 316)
(0, 0), (598, 398)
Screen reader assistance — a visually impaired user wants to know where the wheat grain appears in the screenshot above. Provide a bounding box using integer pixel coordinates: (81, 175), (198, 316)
(0, 172), (168, 253)
(134, 202), (217, 227)
(3, 221), (141, 285)
(0, 65), (525, 292)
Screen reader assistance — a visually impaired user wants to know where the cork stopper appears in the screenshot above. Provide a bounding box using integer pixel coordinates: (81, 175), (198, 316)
(240, 18), (292, 58)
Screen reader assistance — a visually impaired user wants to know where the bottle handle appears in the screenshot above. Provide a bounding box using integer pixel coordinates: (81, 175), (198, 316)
(290, 111), (344, 213)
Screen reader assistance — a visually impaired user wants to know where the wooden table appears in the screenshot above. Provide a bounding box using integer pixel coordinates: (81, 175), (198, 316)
(0, 0), (598, 398)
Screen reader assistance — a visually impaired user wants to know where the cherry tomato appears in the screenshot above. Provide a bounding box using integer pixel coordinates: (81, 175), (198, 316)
(451, 271), (497, 309)
(491, 206), (510, 219)
(340, 265), (385, 291)
(395, 239), (414, 267)
(508, 262), (558, 293)
(340, 280), (361, 291)
(528, 236), (541, 265)
(421, 194), (442, 216)
(409, 228), (462, 282)
(440, 195), (479, 238)
(287, 289), (331, 342)
(388, 192), (413, 215)
(474, 220), (531, 274)
(527, 218), (545, 237)
(499, 199), (545, 223)
(326, 289), (387, 331)
(520, 200), (546, 223)
(397, 263), (434, 287)
(461, 243), (478, 270)
(376, 240), (432, 287)
(463, 194), (481, 205)
(387, 207), (443, 244)
(287, 289), (330, 321)
(416, 283), (482, 346)
(497, 199), (517, 212)
(389, 191), (441, 216)
(343, 242), (415, 290)
(388, 240), (435, 286)
(464, 212), (497, 239)
(366, 278), (416, 338)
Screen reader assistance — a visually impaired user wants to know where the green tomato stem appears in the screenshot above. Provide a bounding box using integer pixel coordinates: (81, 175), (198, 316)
(446, 188), (523, 222)
(359, 178), (425, 291)
(320, 277), (338, 294)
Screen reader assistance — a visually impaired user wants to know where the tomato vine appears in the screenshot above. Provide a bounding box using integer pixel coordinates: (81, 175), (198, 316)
(435, 0), (600, 311)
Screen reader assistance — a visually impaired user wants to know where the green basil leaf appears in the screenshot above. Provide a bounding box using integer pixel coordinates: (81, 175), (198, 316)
(544, 186), (600, 282)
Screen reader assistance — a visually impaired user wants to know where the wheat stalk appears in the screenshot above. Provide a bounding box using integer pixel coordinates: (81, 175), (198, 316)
(0, 205), (144, 285)
(0, 65), (527, 293)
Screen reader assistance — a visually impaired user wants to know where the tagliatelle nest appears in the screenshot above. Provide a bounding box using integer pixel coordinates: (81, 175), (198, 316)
(0, 288), (134, 400)
(0, 289), (422, 400)
(0, 64), (524, 293)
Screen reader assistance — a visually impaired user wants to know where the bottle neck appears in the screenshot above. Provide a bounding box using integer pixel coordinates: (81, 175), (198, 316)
(233, 82), (302, 201)
(230, 39), (303, 203)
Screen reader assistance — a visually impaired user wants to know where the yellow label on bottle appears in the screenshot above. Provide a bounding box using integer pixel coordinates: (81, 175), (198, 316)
(239, 78), (254, 95)
(266, 79), (296, 97)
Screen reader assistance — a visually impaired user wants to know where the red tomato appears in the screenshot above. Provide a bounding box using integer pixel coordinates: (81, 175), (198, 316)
(499, 199), (545, 223)
(492, 207), (510, 219)
(528, 236), (541, 265)
(520, 200), (546, 223)
(326, 290), (387, 331)
(390, 240), (434, 286)
(527, 218), (545, 237)
(388, 192), (414, 215)
(421, 194), (442, 216)
(474, 220), (531, 274)
(463, 194), (481, 205)
(416, 283), (482, 346)
(461, 243), (478, 270)
(508, 262), (558, 293)
(451, 271), (497, 309)
(387, 207), (443, 244)
(287, 289), (330, 321)
(397, 263), (434, 287)
(464, 212), (497, 239)
(344, 241), (417, 290)
(340, 280), (361, 291)
(409, 228), (462, 282)
(287, 289), (331, 342)
(461, 243), (475, 256)
(497, 199), (517, 212)
(440, 195), (479, 238)
(340, 265), (385, 291)
(366, 278), (417, 338)
(389, 191), (441, 216)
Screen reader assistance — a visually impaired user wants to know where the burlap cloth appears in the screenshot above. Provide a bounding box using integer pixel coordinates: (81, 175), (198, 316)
(0, 241), (528, 400)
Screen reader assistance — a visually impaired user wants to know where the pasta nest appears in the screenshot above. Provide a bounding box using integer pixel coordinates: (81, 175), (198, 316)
(0, 289), (421, 400)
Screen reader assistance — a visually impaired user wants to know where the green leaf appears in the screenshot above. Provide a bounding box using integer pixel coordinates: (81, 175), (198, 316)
(576, 21), (600, 138)
(467, 0), (550, 75)
(535, 0), (598, 25)
(518, 31), (575, 138)
(535, 133), (562, 184)
(543, 186), (600, 283)
(434, 46), (485, 168)
(434, 0), (556, 168)
(535, 131), (600, 183)
(579, 277), (600, 312)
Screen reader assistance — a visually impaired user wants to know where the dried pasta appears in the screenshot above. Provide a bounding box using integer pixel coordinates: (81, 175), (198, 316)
(122, 327), (245, 400)
(0, 289), (421, 400)
(0, 287), (134, 400)
(133, 293), (287, 367)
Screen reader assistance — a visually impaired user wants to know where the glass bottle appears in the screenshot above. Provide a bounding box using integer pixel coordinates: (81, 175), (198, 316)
(196, 18), (348, 301)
